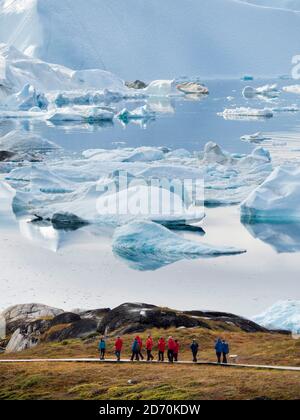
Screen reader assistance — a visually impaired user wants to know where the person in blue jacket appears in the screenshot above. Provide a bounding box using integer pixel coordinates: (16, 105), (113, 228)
(190, 339), (199, 363)
(131, 337), (140, 361)
(98, 337), (106, 360)
(215, 338), (223, 364)
(222, 340), (230, 364)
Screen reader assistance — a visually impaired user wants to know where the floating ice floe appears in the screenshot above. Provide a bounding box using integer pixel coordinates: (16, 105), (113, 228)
(240, 132), (270, 143)
(143, 80), (179, 97)
(117, 105), (156, 123)
(46, 106), (115, 123)
(243, 84), (280, 99)
(271, 105), (299, 113)
(253, 301), (300, 334)
(113, 221), (246, 271)
(283, 85), (300, 95)
(83, 146), (165, 163)
(219, 107), (274, 120)
(176, 82), (209, 95)
(241, 165), (300, 222)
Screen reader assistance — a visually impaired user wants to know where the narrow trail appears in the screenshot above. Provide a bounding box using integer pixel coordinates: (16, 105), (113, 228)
(0, 358), (299, 372)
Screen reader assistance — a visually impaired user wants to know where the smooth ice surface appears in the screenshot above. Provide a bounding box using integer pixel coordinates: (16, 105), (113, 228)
(1, 1), (300, 79)
(113, 221), (246, 271)
(253, 301), (300, 334)
(241, 165), (300, 222)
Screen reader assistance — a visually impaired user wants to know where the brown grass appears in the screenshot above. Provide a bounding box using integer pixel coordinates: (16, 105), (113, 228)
(0, 328), (299, 400)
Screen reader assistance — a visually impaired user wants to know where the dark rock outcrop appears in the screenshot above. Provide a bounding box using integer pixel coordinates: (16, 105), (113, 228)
(44, 319), (98, 342)
(183, 310), (270, 333)
(125, 80), (148, 90)
(97, 303), (211, 335)
(50, 312), (81, 327)
(0, 151), (15, 161)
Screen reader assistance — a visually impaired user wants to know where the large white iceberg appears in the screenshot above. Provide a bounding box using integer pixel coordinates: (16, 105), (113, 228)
(0, 43), (127, 93)
(1, 1), (300, 79)
(219, 107), (274, 120)
(113, 221), (246, 270)
(241, 165), (300, 222)
(253, 301), (300, 334)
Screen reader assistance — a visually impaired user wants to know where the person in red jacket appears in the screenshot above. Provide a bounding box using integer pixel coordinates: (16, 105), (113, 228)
(136, 336), (144, 360)
(115, 336), (123, 361)
(167, 336), (176, 363)
(158, 337), (166, 362)
(146, 335), (154, 361)
(173, 339), (180, 362)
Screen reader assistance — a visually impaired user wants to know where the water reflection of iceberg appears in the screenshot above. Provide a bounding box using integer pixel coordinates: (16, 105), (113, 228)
(18, 218), (115, 252)
(243, 221), (300, 253)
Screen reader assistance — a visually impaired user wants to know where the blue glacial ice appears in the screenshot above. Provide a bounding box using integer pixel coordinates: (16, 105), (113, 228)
(253, 301), (300, 334)
(113, 221), (246, 271)
(241, 165), (300, 222)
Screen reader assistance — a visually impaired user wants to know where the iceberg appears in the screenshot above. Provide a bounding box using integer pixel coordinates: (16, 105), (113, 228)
(271, 105), (299, 113)
(113, 221), (246, 271)
(117, 105), (155, 123)
(2, 83), (48, 111)
(143, 80), (179, 97)
(243, 84), (280, 99)
(219, 107), (274, 119)
(46, 106), (114, 123)
(240, 132), (270, 143)
(21, 184), (204, 228)
(241, 165), (300, 222)
(283, 85), (300, 94)
(83, 147), (165, 163)
(1, 1), (300, 80)
(176, 82), (209, 95)
(253, 301), (300, 334)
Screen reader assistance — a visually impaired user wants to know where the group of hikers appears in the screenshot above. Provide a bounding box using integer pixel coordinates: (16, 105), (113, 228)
(98, 335), (230, 364)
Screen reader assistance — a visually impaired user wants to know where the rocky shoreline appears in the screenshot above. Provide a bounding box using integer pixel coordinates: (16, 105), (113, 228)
(0, 303), (290, 354)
